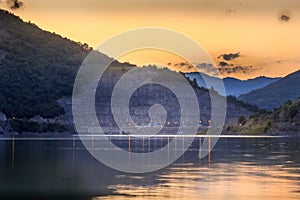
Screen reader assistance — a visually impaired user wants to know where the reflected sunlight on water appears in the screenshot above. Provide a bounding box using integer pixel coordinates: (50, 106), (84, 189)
(93, 137), (300, 200)
(95, 162), (300, 200)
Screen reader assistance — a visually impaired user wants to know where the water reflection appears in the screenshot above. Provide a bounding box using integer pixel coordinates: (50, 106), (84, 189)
(97, 163), (300, 200)
(0, 136), (299, 199)
(94, 137), (300, 200)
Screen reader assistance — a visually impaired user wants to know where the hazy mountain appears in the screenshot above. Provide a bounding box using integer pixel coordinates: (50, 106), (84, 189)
(223, 76), (280, 96)
(238, 70), (300, 110)
(184, 72), (280, 96)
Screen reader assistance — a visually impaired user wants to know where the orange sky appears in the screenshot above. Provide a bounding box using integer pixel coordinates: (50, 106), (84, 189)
(1, 0), (300, 79)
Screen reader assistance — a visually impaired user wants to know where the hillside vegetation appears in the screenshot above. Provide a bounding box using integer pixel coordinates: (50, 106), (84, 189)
(226, 97), (300, 135)
(0, 9), (94, 118)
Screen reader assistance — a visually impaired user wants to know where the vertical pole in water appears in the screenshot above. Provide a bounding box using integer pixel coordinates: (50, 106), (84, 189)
(127, 135), (130, 167)
(208, 137), (211, 167)
(167, 136), (170, 162)
(72, 136), (75, 162)
(148, 137), (150, 152)
(174, 136), (177, 157)
(142, 136), (144, 153)
(198, 137), (202, 164)
(148, 137), (151, 167)
(128, 135), (131, 157)
(12, 137), (15, 169)
(109, 136), (111, 149)
(182, 136), (185, 160)
(135, 136), (137, 152)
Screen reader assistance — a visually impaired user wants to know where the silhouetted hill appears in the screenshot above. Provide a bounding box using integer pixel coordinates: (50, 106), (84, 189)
(0, 9), (116, 118)
(185, 72), (279, 96)
(0, 9), (86, 117)
(238, 70), (300, 110)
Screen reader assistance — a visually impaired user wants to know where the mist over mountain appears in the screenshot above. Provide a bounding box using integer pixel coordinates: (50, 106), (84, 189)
(239, 70), (300, 110)
(184, 72), (280, 97)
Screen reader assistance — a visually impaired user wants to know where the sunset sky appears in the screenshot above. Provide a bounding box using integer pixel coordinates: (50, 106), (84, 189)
(1, 0), (300, 79)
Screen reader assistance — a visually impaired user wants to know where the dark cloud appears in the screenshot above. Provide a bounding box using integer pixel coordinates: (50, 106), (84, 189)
(218, 52), (240, 61)
(168, 62), (220, 75)
(216, 51), (254, 75)
(179, 62), (186, 67)
(167, 61), (256, 76)
(6, 0), (23, 10)
(193, 62), (256, 76)
(279, 14), (290, 22)
(187, 65), (193, 69)
(218, 65), (256, 75)
(169, 62), (194, 69)
(218, 61), (228, 67)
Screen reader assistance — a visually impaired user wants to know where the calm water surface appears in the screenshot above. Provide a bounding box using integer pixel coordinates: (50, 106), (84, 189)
(0, 135), (299, 200)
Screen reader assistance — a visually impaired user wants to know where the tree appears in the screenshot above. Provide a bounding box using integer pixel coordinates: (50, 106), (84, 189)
(238, 116), (247, 125)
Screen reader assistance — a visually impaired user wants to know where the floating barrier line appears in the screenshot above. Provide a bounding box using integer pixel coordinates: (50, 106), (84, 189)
(0, 135), (288, 141)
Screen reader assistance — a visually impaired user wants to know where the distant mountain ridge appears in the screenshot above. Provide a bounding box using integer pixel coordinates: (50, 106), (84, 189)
(184, 72), (280, 97)
(238, 70), (300, 110)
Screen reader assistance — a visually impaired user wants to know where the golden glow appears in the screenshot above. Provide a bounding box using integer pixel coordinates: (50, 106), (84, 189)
(94, 163), (300, 200)
(1, 0), (300, 79)
(118, 49), (196, 72)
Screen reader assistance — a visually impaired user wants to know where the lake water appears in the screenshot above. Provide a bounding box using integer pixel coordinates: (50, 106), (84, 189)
(0, 135), (300, 199)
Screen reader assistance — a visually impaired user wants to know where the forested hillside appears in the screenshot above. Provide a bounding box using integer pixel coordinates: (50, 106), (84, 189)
(0, 9), (92, 118)
(226, 98), (300, 135)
